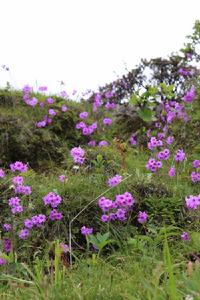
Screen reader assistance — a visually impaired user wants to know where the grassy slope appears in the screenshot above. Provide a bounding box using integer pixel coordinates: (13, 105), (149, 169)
(0, 89), (200, 299)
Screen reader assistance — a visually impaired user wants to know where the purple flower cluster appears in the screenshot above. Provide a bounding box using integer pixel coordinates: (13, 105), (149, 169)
(79, 111), (88, 119)
(81, 226), (93, 236)
(3, 223), (12, 232)
(22, 85), (38, 107)
(61, 105), (68, 112)
(181, 232), (190, 241)
(88, 140), (96, 147)
(148, 137), (163, 150)
(185, 194), (200, 210)
(49, 209), (63, 221)
(168, 166), (176, 177)
(137, 211), (148, 223)
(10, 161), (28, 173)
(103, 118), (112, 126)
(76, 121), (97, 136)
(58, 175), (65, 182)
(12, 176), (24, 186)
(146, 158), (162, 173)
(107, 175), (122, 187)
(193, 160), (200, 168)
(38, 86), (48, 92)
(191, 172), (200, 183)
(157, 149), (170, 161)
(163, 101), (188, 124)
(183, 86), (196, 103)
(43, 192), (62, 208)
(166, 136), (174, 145)
(27, 214), (46, 228)
(0, 169), (5, 178)
(0, 258), (7, 265)
(105, 102), (116, 110)
(98, 192), (135, 222)
(48, 109), (57, 116)
(19, 229), (30, 239)
(93, 93), (102, 112)
(178, 68), (192, 76)
(8, 197), (23, 214)
(174, 149), (186, 162)
(129, 134), (137, 146)
(70, 147), (85, 164)
(14, 185), (32, 195)
(3, 238), (11, 253)
(46, 97), (54, 104)
(98, 140), (109, 147)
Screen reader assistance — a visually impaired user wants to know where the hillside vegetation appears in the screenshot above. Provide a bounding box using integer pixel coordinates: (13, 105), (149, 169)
(0, 21), (200, 300)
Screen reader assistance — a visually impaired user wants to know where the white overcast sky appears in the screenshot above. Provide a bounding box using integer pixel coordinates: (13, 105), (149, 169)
(0, 0), (200, 94)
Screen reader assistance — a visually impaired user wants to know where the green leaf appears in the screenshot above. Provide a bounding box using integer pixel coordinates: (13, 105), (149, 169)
(138, 108), (153, 122)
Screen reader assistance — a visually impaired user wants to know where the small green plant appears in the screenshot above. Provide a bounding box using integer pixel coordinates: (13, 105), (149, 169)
(87, 232), (113, 257)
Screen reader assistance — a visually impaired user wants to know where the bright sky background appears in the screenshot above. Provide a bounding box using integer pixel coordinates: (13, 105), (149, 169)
(0, 0), (200, 95)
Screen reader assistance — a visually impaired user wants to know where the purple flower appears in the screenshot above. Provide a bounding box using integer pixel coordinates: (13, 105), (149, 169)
(70, 147), (85, 164)
(191, 172), (200, 183)
(24, 218), (34, 229)
(181, 232), (190, 241)
(79, 111), (88, 119)
(107, 175), (122, 187)
(88, 140), (96, 147)
(0, 169), (5, 178)
(174, 149), (185, 162)
(22, 85), (32, 93)
(146, 158), (162, 173)
(31, 214), (46, 227)
(60, 91), (68, 98)
(3, 223), (12, 232)
(49, 209), (63, 221)
(129, 135), (137, 146)
(178, 68), (192, 76)
(166, 136), (174, 145)
(3, 238), (11, 253)
(14, 185), (32, 195)
(8, 197), (21, 207)
(185, 195), (200, 210)
(193, 160), (200, 168)
(137, 211), (148, 223)
(116, 208), (127, 221)
(168, 167), (176, 177)
(0, 258), (7, 265)
(98, 197), (114, 212)
(38, 86), (48, 92)
(105, 102), (116, 110)
(60, 243), (69, 253)
(26, 97), (38, 107)
(61, 105), (68, 112)
(81, 226), (93, 236)
(36, 120), (46, 128)
(48, 109), (56, 116)
(58, 175), (65, 182)
(98, 140), (109, 147)
(183, 86), (196, 103)
(10, 161), (28, 173)
(43, 192), (62, 208)
(76, 122), (86, 130)
(103, 118), (112, 126)
(12, 176), (24, 186)
(157, 149), (170, 161)
(19, 229), (30, 239)
(105, 91), (114, 99)
(11, 205), (23, 214)
(101, 214), (110, 222)
(46, 97), (54, 104)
